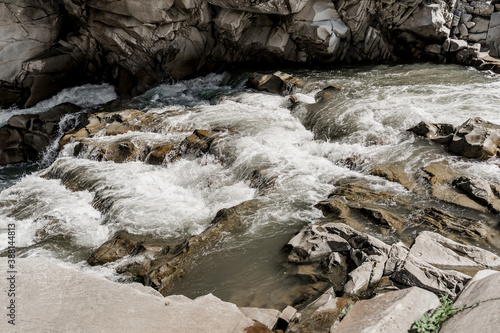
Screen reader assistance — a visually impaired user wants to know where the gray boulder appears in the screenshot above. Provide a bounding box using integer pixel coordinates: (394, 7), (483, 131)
(333, 287), (440, 333)
(449, 117), (500, 159)
(409, 231), (500, 270)
(385, 242), (470, 297)
(441, 272), (500, 333)
(398, 4), (450, 40)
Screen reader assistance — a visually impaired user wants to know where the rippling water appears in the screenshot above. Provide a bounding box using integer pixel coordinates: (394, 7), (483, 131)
(1, 64), (499, 308)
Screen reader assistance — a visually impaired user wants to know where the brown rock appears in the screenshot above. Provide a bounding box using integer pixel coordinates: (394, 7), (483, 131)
(422, 161), (489, 213)
(247, 72), (303, 95)
(146, 144), (174, 165)
(314, 85), (342, 102)
(146, 200), (259, 294)
(371, 163), (421, 193)
(88, 231), (140, 266)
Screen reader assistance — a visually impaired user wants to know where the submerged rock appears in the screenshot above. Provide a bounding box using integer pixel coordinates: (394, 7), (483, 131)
(88, 231), (140, 266)
(146, 200), (259, 294)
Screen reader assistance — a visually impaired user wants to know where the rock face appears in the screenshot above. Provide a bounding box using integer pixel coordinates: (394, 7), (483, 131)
(0, 257), (259, 333)
(3, 0), (500, 108)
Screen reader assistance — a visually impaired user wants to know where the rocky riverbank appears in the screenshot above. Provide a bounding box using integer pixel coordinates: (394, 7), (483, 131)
(2, 69), (500, 331)
(3, 0), (500, 109)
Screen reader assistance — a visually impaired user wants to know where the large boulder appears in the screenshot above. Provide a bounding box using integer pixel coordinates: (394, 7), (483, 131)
(247, 72), (303, 95)
(333, 287), (440, 333)
(0, 257), (257, 332)
(384, 242), (471, 298)
(449, 117), (500, 159)
(440, 271), (500, 333)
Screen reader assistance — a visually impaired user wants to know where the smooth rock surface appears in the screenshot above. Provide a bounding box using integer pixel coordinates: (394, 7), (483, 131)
(0, 257), (255, 333)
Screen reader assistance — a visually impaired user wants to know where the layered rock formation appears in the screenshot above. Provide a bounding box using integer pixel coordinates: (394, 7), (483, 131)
(3, 0), (500, 108)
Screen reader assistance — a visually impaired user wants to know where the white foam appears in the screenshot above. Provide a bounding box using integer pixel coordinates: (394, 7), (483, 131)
(0, 83), (117, 126)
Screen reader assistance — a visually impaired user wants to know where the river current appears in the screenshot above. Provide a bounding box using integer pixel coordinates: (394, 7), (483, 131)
(1, 64), (499, 308)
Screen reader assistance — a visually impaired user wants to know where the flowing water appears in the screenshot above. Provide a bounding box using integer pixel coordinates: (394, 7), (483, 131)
(1, 64), (500, 308)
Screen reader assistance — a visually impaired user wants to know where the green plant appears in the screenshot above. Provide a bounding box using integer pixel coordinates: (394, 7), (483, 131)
(338, 300), (353, 321)
(411, 295), (463, 333)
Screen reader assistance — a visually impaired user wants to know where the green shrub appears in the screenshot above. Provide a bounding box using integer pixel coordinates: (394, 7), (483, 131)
(411, 295), (463, 333)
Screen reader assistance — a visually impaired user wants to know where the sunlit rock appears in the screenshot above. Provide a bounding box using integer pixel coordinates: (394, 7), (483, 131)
(333, 287), (440, 333)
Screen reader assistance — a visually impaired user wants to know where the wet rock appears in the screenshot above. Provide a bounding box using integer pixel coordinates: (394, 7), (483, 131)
(39, 103), (82, 123)
(449, 117), (500, 159)
(88, 231), (140, 266)
(422, 161), (490, 213)
(359, 207), (405, 232)
(410, 121), (455, 144)
(0, 126), (24, 165)
(146, 200), (259, 294)
(409, 231), (500, 270)
(314, 197), (351, 220)
(371, 162), (421, 192)
(179, 129), (222, 156)
(440, 271), (500, 333)
(145, 144), (174, 165)
(329, 182), (406, 206)
(385, 242), (470, 297)
(249, 169), (276, 192)
(247, 72), (303, 95)
(0, 102), (83, 165)
(333, 287), (440, 333)
(7, 114), (38, 130)
(452, 176), (500, 212)
(314, 85), (341, 102)
(411, 207), (495, 244)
